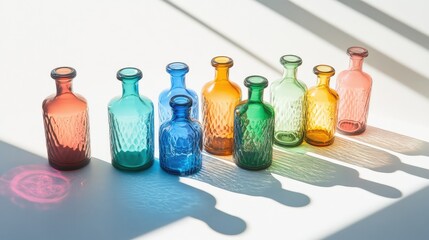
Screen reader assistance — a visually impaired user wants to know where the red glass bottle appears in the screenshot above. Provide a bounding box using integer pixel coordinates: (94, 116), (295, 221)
(42, 67), (91, 170)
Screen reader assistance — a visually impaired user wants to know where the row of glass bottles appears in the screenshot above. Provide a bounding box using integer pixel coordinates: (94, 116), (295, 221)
(42, 46), (372, 174)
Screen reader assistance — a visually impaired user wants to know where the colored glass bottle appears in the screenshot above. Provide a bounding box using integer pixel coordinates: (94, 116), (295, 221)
(42, 67), (91, 170)
(202, 56), (241, 155)
(305, 65), (339, 146)
(336, 46), (372, 135)
(159, 95), (202, 175)
(270, 55), (307, 147)
(158, 62), (199, 124)
(108, 67), (154, 171)
(233, 76), (274, 170)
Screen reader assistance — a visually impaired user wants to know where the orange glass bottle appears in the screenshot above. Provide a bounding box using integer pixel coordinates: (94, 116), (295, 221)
(42, 67), (91, 170)
(202, 56), (241, 155)
(305, 65), (339, 146)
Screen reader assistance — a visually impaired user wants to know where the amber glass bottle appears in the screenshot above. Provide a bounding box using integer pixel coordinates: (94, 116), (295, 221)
(42, 67), (91, 170)
(202, 56), (241, 155)
(305, 65), (339, 146)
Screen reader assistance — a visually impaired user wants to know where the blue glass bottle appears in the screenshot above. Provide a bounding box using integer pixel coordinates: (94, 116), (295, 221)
(158, 62), (199, 124)
(159, 95), (202, 175)
(108, 67), (154, 171)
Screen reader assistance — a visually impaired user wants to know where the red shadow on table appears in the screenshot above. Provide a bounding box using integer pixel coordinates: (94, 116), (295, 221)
(348, 126), (429, 157)
(0, 141), (246, 240)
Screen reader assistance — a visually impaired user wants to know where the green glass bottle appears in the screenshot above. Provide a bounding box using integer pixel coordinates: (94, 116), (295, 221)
(270, 55), (307, 147)
(233, 75), (275, 170)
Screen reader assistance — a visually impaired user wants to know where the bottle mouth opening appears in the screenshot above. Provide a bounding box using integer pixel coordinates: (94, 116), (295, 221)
(117, 67), (142, 81)
(347, 46), (368, 58)
(280, 55), (302, 66)
(170, 95), (193, 108)
(244, 75), (268, 88)
(51, 67), (76, 79)
(167, 62), (189, 74)
(211, 56), (233, 67)
(313, 65), (335, 76)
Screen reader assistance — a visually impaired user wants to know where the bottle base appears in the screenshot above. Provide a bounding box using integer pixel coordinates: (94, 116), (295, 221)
(337, 120), (366, 135)
(204, 147), (233, 156)
(49, 157), (91, 171)
(305, 130), (334, 146)
(274, 131), (303, 147)
(112, 159), (154, 171)
(204, 137), (233, 156)
(234, 160), (272, 171)
(160, 165), (201, 176)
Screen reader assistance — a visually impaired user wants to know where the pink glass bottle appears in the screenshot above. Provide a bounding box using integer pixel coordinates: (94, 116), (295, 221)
(336, 46), (372, 135)
(42, 67), (91, 170)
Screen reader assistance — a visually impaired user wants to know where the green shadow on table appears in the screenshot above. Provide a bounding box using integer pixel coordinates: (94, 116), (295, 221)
(271, 147), (401, 199)
(189, 153), (310, 207)
(0, 141), (246, 240)
(295, 135), (429, 179)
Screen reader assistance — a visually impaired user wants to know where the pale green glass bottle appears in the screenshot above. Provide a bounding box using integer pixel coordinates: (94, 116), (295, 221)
(270, 55), (307, 147)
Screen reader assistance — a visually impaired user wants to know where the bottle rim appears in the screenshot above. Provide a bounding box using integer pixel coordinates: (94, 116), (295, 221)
(244, 75), (268, 88)
(51, 67), (76, 80)
(116, 67), (142, 81)
(170, 95), (193, 108)
(166, 62), (189, 74)
(347, 46), (369, 58)
(211, 56), (233, 67)
(313, 65), (335, 76)
(280, 55), (302, 66)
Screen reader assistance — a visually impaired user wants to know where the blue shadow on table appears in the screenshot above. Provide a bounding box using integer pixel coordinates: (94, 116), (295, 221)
(190, 153), (310, 207)
(326, 185), (429, 240)
(0, 141), (246, 240)
(296, 134), (429, 179)
(271, 147), (401, 199)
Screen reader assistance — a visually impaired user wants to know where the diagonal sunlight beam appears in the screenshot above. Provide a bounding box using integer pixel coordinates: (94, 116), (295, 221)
(256, 0), (429, 99)
(338, 0), (429, 51)
(162, 0), (281, 74)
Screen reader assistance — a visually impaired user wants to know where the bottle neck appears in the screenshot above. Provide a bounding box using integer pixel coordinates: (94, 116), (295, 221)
(56, 79), (73, 95)
(248, 88), (264, 102)
(172, 106), (190, 119)
(122, 80), (139, 96)
(317, 75), (331, 87)
(214, 66), (230, 82)
(282, 66), (298, 82)
(171, 75), (186, 89)
(349, 56), (364, 70)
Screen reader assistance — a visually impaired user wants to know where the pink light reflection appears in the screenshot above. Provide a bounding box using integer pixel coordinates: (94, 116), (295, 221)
(1, 165), (70, 207)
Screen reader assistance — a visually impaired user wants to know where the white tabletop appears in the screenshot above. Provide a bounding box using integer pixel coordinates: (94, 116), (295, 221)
(0, 0), (428, 239)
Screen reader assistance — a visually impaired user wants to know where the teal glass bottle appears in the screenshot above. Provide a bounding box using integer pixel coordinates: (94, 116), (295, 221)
(270, 55), (307, 147)
(158, 62), (199, 124)
(159, 95), (202, 175)
(233, 76), (275, 170)
(108, 67), (154, 171)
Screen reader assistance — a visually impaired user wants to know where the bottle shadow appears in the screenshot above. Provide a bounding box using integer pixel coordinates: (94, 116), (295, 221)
(347, 125), (429, 157)
(270, 147), (402, 199)
(295, 135), (429, 179)
(0, 141), (246, 240)
(189, 153), (310, 207)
